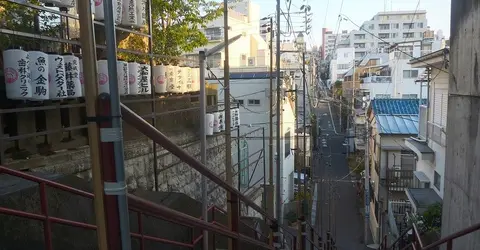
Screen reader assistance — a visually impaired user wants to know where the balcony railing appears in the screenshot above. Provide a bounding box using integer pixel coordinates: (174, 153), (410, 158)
(388, 201), (412, 241)
(428, 122), (446, 147)
(361, 76), (392, 84)
(386, 169), (415, 192)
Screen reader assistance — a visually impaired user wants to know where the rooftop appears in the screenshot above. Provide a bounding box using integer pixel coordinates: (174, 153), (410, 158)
(376, 114), (419, 135)
(371, 98), (427, 115)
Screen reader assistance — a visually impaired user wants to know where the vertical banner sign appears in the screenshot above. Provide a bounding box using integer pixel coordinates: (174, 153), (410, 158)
(138, 64), (151, 94)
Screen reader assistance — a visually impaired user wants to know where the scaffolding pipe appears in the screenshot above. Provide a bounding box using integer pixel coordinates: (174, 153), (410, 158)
(77, 2), (108, 250)
(199, 50), (208, 250)
(102, 1), (131, 249)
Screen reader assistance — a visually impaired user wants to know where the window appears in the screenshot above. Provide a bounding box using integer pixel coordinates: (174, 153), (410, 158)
(354, 34), (366, 40)
(379, 33), (390, 39)
(239, 140), (249, 188)
(368, 24), (375, 30)
(379, 24), (390, 30)
(392, 23), (399, 29)
(355, 52), (366, 58)
(417, 22), (424, 28)
(434, 171), (441, 190)
(338, 63), (351, 70)
(375, 94), (391, 99)
(403, 23), (414, 29)
(403, 70), (418, 78)
(391, 33), (397, 38)
(354, 43), (366, 48)
(284, 131), (291, 158)
(403, 32), (414, 38)
(236, 99), (244, 105)
(402, 94), (418, 99)
(248, 99), (260, 105)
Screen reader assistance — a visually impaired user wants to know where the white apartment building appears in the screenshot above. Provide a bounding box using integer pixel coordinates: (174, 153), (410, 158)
(321, 28), (349, 59)
(212, 73), (296, 216)
(405, 48), (448, 210)
(339, 10), (429, 60)
(358, 30), (445, 100)
(329, 47), (355, 83)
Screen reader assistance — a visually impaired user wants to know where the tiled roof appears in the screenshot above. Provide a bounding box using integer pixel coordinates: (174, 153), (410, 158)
(371, 98), (427, 115)
(376, 114), (418, 135)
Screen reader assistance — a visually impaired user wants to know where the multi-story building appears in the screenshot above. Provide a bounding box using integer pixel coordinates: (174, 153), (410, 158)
(184, 0), (269, 68)
(404, 48), (448, 210)
(329, 47), (355, 83)
(321, 28), (349, 59)
(339, 10), (429, 60)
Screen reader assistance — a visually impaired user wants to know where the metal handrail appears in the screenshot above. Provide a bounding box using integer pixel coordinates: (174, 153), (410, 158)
(0, 166), (273, 249)
(120, 103), (275, 222)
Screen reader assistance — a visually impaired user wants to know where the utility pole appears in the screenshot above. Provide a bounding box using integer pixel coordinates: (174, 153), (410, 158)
(275, 0), (283, 232)
(223, 1), (238, 250)
(364, 120), (370, 245)
(268, 17), (275, 218)
(77, 2), (108, 250)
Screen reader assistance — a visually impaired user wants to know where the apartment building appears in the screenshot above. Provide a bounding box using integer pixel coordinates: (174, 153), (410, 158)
(339, 10), (429, 60)
(329, 47), (355, 83)
(321, 28), (350, 59)
(404, 48), (448, 212)
(366, 98), (421, 244)
(184, 0), (269, 68)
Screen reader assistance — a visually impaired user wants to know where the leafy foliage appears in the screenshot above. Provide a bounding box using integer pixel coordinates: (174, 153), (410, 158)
(121, 0), (222, 64)
(408, 203), (442, 233)
(0, 0), (64, 52)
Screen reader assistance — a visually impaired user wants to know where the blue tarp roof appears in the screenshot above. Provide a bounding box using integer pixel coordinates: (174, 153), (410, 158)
(371, 98), (427, 115)
(376, 114), (419, 135)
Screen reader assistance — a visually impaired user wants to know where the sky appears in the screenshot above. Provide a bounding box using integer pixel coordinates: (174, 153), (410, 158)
(253, 0), (451, 47)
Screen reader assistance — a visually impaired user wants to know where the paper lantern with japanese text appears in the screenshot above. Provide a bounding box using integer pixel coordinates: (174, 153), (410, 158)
(152, 64), (167, 94)
(97, 60), (110, 95)
(121, 0), (137, 25)
(137, 63), (151, 95)
(63, 53), (82, 98)
(29, 51), (50, 100)
(206, 114), (214, 136)
(117, 60), (129, 96)
(3, 48), (32, 100)
(48, 53), (68, 100)
(165, 65), (177, 93)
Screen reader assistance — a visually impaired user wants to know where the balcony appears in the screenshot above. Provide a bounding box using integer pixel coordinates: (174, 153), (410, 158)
(361, 76), (392, 84)
(428, 122), (446, 147)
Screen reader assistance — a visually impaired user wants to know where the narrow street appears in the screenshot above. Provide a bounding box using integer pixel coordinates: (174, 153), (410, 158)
(312, 88), (371, 249)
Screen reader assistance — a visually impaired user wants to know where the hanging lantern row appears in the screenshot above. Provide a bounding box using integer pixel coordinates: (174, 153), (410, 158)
(38, 0), (147, 27)
(205, 108), (240, 136)
(2, 48), (201, 100)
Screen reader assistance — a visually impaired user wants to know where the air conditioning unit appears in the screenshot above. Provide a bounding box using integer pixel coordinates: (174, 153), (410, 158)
(248, 57), (256, 66)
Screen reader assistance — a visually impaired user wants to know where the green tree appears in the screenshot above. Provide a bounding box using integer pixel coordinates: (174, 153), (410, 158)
(151, 0), (222, 64)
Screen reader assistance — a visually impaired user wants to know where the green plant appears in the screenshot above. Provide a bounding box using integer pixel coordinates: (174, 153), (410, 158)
(408, 203), (442, 233)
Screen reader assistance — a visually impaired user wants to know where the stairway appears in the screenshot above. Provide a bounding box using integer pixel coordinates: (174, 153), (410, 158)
(0, 173), (270, 250)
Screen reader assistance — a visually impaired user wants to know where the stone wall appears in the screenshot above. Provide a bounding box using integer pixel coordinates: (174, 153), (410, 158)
(30, 131), (236, 208)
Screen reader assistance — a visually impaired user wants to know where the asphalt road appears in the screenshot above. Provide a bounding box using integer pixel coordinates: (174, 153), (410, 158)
(312, 97), (372, 250)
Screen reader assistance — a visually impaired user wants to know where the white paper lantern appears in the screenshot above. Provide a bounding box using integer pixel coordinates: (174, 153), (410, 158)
(117, 60), (129, 96)
(133, 0), (146, 28)
(63, 53), (82, 98)
(219, 111), (225, 131)
(94, 0), (120, 21)
(206, 114), (214, 136)
(234, 108), (240, 127)
(165, 65), (177, 93)
(128, 61), (140, 95)
(191, 66), (200, 92)
(48, 53), (67, 100)
(180, 66), (190, 93)
(121, 0), (137, 25)
(152, 65), (167, 94)
(39, 0), (75, 8)
(175, 66), (186, 94)
(79, 58), (85, 96)
(97, 59), (110, 94)
(29, 51), (49, 100)
(213, 112), (220, 133)
(115, 0), (123, 24)
(230, 108), (235, 128)
(185, 66), (193, 93)
(2, 48), (32, 100)
(137, 63), (151, 95)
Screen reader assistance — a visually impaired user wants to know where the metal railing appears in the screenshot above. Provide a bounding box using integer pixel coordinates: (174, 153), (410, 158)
(383, 219), (480, 250)
(386, 169), (415, 192)
(427, 122), (446, 147)
(361, 76), (392, 84)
